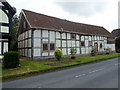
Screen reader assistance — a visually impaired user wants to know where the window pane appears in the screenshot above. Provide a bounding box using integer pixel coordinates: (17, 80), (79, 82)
(81, 41), (85, 47)
(100, 43), (102, 48)
(0, 42), (1, 54)
(43, 43), (48, 51)
(1, 26), (9, 33)
(50, 43), (55, 50)
(3, 42), (8, 53)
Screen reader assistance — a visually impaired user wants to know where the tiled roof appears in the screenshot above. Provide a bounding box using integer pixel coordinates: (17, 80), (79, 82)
(22, 9), (114, 37)
(111, 29), (120, 37)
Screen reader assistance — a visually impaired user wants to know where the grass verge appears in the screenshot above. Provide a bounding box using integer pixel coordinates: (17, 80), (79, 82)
(2, 53), (120, 81)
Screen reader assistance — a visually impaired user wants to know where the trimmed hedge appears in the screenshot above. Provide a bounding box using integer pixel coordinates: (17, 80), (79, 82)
(3, 51), (20, 68)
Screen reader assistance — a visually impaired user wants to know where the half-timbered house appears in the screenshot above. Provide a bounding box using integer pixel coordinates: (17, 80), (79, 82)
(0, 0), (16, 59)
(17, 9), (115, 59)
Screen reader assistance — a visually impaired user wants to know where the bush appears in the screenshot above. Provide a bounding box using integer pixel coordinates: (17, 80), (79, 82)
(70, 48), (77, 59)
(104, 48), (111, 54)
(91, 48), (97, 56)
(3, 51), (20, 68)
(54, 49), (63, 61)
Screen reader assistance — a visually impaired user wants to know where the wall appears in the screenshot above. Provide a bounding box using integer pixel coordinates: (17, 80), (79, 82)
(18, 29), (115, 59)
(18, 30), (32, 57)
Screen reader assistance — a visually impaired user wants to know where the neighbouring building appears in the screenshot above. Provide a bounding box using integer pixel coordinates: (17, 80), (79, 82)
(17, 9), (115, 59)
(0, 0), (16, 59)
(111, 29), (120, 37)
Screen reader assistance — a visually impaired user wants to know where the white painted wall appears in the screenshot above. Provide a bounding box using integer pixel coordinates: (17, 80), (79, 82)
(42, 30), (48, 37)
(56, 40), (61, 47)
(56, 32), (60, 38)
(0, 42), (1, 54)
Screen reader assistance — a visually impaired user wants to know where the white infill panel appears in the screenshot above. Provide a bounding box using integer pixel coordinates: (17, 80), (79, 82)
(76, 48), (80, 54)
(0, 9), (8, 23)
(28, 30), (31, 37)
(1, 26), (9, 33)
(50, 52), (54, 56)
(67, 33), (70, 39)
(50, 31), (55, 42)
(28, 39), (31, 47)
(76, 41), (80, 47)
(76, 34), (79, 40)
(42, 30), (48, 37)
(56, 40), (61, 47)
(28, 49), (31, 57)
(42, 52), (48, 56)
(81, 36), (84, 41)
(81, 47), (85, 54)
(34, 30), (41, 38)
(68, 48), (71, 55)
(34, 38), (41, 47)
(62, 33), (66, 39)
(56, 32), (60, 38)
(62, 40), (66, 47)
(62, 48), (67, 55)
(34, 49), (40, 56)
(71, 41), (75, 47)
(67, 41), (71, 47)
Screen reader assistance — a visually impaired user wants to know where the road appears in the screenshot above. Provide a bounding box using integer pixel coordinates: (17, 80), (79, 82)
(2, 57), (119, 88)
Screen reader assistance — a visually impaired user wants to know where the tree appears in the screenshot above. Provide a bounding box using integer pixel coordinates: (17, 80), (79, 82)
(115, 36), (120, 50)
(11, 14), (19, 51)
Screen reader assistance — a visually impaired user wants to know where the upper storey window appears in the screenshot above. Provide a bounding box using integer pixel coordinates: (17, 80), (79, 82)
(0, 9), (9, 23)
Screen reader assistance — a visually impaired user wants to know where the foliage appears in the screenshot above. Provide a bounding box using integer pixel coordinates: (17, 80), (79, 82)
(115, 36), (120, 50)
(70, 48), (77, 59)
(91, 48), (97, 56)
(104, 48), (111, 54)
(54, 49), (63, 61)
(11, 14), (19, 51)
(2, 53), (120, 80)
(3, 51), (20, 69)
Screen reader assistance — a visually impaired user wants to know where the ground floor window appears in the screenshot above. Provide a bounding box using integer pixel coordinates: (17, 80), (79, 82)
(43, 43), (48, 51)
(42, 43), (55, 51)
(100, 43), (102, 48)
(81, 41), (85, 47)
(50, 43), (55, 50)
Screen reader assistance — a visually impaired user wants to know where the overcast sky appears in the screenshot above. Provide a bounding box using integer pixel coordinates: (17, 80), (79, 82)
(8, 0), (119, 32)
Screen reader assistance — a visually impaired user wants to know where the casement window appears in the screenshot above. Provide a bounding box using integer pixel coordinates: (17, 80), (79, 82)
(100, 43), (102, 48)
(50, 43), (55, 51)
(81, 41), (85, 47)
(43, 43), (48, 51)
(71, 33), (76, 39)
(89, 41), (92, 47)
(43, 43), (55, 51)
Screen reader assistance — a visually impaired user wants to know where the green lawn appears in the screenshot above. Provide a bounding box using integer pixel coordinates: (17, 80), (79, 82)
(2, 53), (120, 80)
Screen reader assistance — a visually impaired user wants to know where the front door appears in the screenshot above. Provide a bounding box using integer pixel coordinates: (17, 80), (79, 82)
(94, 43), (98, 52)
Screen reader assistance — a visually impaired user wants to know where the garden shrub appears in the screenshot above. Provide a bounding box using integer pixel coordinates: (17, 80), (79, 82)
(54, 49), (63, 61)
(105, 48), (111, 54)
(3, 51), (20, 68)
(70, 48), (77, 59)
(91, 48), (97, 56)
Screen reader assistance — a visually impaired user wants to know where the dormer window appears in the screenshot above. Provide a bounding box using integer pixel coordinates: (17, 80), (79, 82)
(71, 33), (75, 39)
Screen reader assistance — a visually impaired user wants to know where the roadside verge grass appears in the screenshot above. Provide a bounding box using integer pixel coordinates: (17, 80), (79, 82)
(2, 53), (120, 81)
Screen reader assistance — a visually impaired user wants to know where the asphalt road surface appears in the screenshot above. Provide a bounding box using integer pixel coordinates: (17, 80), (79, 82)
(2, 57), (119, 88)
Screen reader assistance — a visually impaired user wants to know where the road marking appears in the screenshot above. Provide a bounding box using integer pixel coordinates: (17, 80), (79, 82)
(75, 74), (86, 78)
(114, 63), (120, 66)
(89, 68), (105, 74)
(75, 68), (104, 78)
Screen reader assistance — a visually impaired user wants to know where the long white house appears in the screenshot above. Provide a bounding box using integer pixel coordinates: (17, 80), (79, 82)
(17, 9), (115, 59)
(0, 1), (15, 59)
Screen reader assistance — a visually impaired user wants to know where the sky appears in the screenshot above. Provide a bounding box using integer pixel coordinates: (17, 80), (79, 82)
(8, 0), (119, 32)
